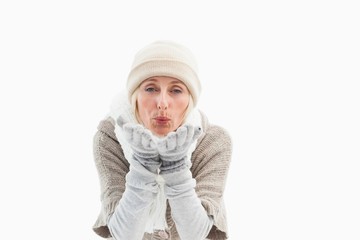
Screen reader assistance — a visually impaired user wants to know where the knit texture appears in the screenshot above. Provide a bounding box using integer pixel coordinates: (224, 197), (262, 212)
(92, 111), (232, 239)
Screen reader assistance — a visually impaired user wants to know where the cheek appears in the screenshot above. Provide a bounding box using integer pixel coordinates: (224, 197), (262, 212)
(137, 98), (153, 117)
(172, 98), (190, 121)
(177, 97), (190, 111)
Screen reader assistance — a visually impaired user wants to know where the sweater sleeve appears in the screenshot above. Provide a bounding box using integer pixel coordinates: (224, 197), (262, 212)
(191, 125), (233, 239)
(92, 118), (129, 238)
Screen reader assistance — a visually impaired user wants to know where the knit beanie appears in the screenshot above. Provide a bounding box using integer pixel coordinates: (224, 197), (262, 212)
(126, 40), (201, 106)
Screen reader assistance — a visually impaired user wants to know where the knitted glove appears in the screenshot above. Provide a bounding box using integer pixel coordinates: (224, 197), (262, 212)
(158, 124), (202, 174)
(158, 125), (212, 240)
(108, 118), (161, 240)
(117, 117), (160, 174)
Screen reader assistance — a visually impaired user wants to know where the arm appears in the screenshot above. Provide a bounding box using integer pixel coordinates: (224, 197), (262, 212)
(107, 122), (161, 240)
(92, 119), (128, 238)
(158, 125), (214, 240)
(163, 125), (232, 240)
(192, 125), (232, 239)
(162, 169), (214, 240)
(92, 119), (160, 240)
(108, 162), (159, 240)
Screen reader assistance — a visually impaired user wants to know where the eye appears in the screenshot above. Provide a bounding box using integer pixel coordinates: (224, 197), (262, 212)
(170, 88), (183, 94)
(145, 87), (157, 92)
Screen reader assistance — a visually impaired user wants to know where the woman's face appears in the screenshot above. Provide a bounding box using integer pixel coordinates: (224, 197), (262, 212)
(136, 76), (190, 137)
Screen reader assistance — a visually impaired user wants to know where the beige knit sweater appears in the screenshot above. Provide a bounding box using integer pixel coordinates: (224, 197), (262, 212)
(92, 111), (232, 239)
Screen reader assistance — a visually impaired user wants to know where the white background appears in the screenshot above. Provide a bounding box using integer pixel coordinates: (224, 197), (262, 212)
(1, 1), (359, 239)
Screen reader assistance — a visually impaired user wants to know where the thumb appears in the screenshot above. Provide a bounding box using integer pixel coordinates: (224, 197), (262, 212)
(116, 115), (126, 127)
(193, 126), (203, 141)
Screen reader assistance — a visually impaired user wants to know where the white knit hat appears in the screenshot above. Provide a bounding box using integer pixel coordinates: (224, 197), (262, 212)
(126, 40), (201, 106)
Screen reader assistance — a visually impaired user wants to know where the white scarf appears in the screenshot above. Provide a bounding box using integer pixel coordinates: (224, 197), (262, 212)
(107, 90), (202, 233)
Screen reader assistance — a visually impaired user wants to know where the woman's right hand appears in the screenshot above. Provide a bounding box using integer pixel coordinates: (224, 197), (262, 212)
(118, 116), (160, 173)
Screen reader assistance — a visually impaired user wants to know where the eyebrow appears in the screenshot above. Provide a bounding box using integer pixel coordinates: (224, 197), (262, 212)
(144, 78), (185, 85)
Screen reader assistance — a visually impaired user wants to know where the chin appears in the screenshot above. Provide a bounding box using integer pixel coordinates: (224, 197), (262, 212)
(154, 130), (170, 137)
(152, 126), (172, 137)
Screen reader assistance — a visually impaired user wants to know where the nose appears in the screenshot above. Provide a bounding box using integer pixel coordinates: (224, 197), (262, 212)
(157, 92), (168, 110)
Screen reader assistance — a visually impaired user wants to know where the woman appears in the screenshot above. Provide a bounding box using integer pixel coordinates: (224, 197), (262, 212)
(92, 41), (232, 240)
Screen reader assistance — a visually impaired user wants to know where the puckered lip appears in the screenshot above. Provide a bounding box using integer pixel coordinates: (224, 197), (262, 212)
(154, 116), (170, 121)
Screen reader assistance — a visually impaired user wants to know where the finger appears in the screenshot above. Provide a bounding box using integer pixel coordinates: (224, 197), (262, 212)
(166, 132), (177, 151)
(123, 123), (135, 141)
(158, 137), (167, 152)
(117, 115), (126, 127)
(184, 124), (195, 144)
(193, 126), (203, 141)
(176, 126), (187, 146)
(150, 134), (159, 149)
(149, 139), (157, 149)
(141, 129), (152, 148)
(132, 125), (143, 146)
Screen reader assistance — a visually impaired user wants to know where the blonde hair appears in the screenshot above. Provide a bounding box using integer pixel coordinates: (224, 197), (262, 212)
(130, 88), (141, 124)
(130, 87), (194, 126)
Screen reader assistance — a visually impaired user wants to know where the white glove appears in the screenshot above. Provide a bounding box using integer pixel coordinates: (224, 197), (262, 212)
(118, 116), (160, 173)
(158, 124), (202, 174)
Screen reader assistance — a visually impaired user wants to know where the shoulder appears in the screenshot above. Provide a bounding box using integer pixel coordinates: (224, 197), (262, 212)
(194, 111), (233, 159)
(93, 117), (122, 154)
(93, 117), (126, 166)
(95, 117), (117, 141)
(191, 111), (232, 177)
(199, 124), (232, 152)
(198, 110), (232, 147)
